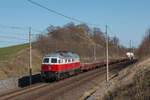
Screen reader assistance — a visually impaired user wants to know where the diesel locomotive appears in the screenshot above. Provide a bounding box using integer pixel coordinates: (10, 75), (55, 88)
(41, 51), (80, 81)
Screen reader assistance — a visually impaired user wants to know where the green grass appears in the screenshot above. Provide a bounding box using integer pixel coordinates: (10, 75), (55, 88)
(0, 43), (29, 61)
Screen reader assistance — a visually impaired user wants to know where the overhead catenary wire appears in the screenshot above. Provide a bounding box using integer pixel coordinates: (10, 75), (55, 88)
(27, 0), (103, 27)
(0, 24), (42, 33)
(0, 30), (37, 40)
(0, 31), (37, 45)
(0, 40), (28, 43)
(0, 35), (28, 41)
(0, 24), (43, 48)
(0, 24), (28, 31)
(0, 25), (45, 41)
(107, 26), (118, 40)
(108, 26), (127, 46)
(0, 0), (106, 48)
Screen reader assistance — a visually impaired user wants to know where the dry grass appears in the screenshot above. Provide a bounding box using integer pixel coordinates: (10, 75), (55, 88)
(101, 58), (150, 100)
(0, 46), (42, 80)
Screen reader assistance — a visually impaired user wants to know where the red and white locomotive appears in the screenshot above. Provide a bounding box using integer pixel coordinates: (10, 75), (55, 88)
(41, 51), (80, 81)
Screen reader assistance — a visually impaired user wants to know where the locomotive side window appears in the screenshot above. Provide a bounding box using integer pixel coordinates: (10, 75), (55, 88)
(59, 59), (62, 63)
(43, 58), (49, 63)
(58, 60), (61, 63)
(63, 59), (65, 63)
(51, 58), (57, 63)
(65, 59), (67, 63)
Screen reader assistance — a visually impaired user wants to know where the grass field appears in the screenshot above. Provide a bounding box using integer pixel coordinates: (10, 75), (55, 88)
(0, 43), (43, 79)
(0, 43), (29, 61)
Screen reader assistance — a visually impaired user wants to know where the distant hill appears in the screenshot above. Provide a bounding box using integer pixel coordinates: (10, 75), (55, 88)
(0, 43), (43, 80)
(0, 43), (29, 61)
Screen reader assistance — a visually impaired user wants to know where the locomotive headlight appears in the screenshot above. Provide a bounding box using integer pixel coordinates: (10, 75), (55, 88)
(48, 65), (51, 70)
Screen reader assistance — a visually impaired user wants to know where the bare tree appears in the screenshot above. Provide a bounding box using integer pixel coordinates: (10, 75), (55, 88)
(35, 22), (125, 61)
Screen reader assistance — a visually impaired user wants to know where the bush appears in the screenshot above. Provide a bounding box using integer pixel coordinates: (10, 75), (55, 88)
(103, 69), (150, 100)
(137, 28), (150, 58)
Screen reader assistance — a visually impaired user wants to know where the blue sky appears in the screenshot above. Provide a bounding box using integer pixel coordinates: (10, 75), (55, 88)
(0, 0), (150, 48)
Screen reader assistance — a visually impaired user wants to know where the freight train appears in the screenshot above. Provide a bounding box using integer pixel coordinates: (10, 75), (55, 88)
(41, 51), (130, 81)
(126, 52), (134, 60)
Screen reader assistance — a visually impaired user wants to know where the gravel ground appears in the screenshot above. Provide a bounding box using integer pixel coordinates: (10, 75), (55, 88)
(35, 65), (119, 100)
(38, 72), (106, 100)
(2, 67), (107, 100)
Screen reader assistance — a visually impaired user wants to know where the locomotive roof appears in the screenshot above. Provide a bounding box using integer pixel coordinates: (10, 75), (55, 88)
(44, 51), (79, 59)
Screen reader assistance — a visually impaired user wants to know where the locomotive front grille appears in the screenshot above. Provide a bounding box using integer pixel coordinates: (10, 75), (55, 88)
(41, 71), (58, 79)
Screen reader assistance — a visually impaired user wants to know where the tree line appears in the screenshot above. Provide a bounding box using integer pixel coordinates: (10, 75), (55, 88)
(34, 22), (126, 60)
(137, 28), (150, 58)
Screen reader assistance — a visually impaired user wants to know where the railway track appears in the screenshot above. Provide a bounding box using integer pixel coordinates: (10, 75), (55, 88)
(0, 66), (106, 100)
(35, 62), (124, 100)
(0, 60), (135, 100)
(0, 83), (49, 100)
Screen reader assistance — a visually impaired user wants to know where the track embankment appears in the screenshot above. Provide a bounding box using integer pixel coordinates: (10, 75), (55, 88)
(0, 60), (137, 100)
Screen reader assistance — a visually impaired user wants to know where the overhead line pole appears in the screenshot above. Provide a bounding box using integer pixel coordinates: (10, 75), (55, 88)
(94, 45), (96, 61)
(130, 40), (132, 52)
(106, 24), (109, 83)
(29, 27), (32, 86)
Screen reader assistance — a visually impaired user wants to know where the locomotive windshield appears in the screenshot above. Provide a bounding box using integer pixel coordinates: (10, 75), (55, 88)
(51, 58), (57, 63)
(43, 58), (49, 63)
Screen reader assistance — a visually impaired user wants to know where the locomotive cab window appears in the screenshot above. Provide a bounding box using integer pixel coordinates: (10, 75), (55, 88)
(51, 58), (57, 63)
(43, 58), (49, 63)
